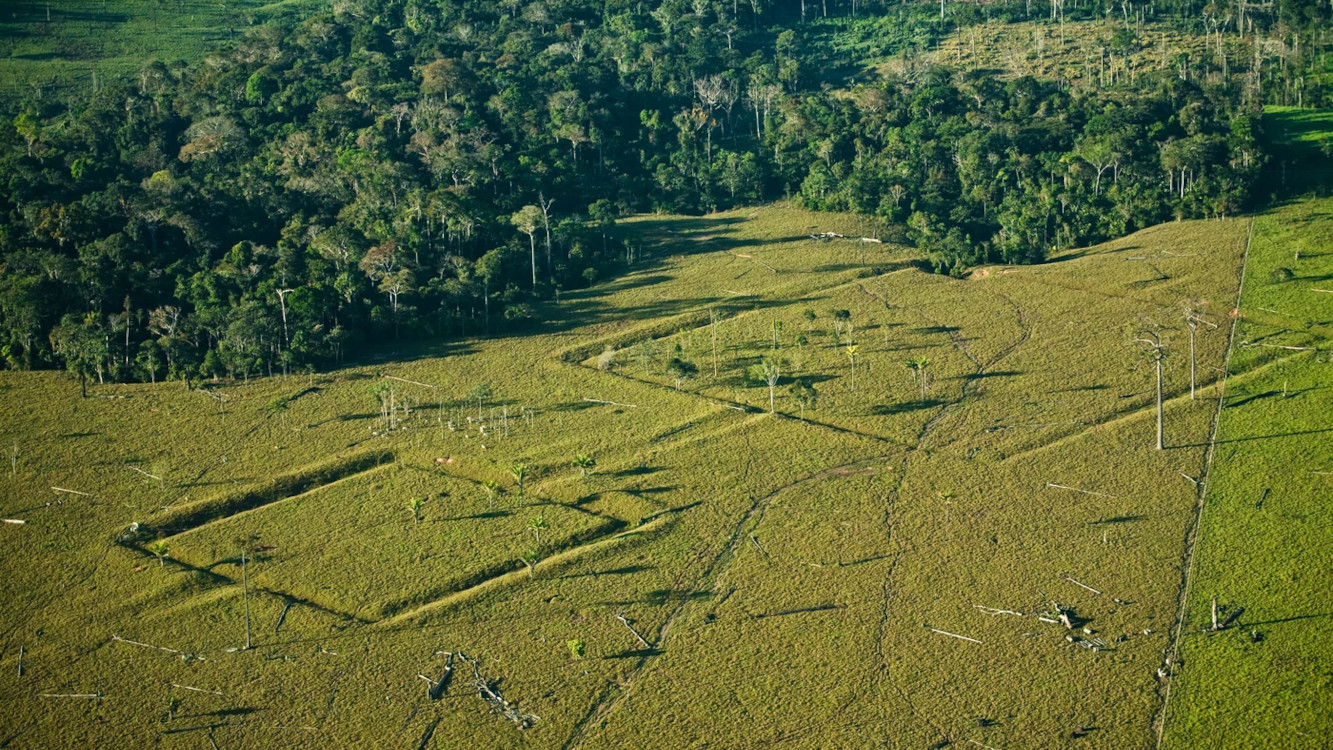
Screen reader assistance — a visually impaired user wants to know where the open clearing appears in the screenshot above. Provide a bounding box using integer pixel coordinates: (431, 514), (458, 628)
(3, 197), (1304, 748)
(0, 0), (319, 93)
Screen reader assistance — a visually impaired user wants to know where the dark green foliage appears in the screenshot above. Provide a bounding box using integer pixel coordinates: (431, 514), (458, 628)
(0, 0), (1322, 383)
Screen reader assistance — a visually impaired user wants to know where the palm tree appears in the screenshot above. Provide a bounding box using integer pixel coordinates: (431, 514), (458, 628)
(529, 515), (548, 546)
(147, 540), (170, 567)
(511, 205), (544, 286)
(482, 479), (501, 505)
(518, 549), (540, 578)
(408, 497), (426, 524)
(510, 464), (528, 498)
(573, 453), (596, 476)
(845, 344), (859, 391)
(907, 356), (931, 402)
(666, 357), (698, 390)
(760, 356), (782, 413)
(788, 379), (818, 420)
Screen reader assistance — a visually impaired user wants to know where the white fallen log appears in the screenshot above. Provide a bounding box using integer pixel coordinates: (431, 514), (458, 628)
(1064, 576), (1102, 595)
(924, 625), (982, 644)
(1045, 483), (1117, 498)
(582, 398), (638, 409)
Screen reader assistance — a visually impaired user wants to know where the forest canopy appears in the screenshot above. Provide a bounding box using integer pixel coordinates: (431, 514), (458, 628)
(1, 0), (1327, 382)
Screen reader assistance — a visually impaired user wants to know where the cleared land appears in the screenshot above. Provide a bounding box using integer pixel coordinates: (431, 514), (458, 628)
(0, 200), (1274, 748)
(0, 0), (318, 93)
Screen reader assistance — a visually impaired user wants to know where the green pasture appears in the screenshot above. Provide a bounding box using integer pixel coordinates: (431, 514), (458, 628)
(0, 0), (320, 94)
(1160, 195), (1333, 749)
(0, 201), (1280, 748)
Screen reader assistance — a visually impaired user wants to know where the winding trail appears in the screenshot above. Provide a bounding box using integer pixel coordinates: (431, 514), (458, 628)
(860, 282), (1032, 745)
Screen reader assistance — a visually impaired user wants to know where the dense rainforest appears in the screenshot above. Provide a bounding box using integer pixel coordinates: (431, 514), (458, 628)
(1, 0), (1329, 383)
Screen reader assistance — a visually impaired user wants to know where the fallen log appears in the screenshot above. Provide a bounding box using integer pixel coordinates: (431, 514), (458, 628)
(455, 652), (537, 730)
(615, 612), (652, 649)
(924, 624), (982, 644)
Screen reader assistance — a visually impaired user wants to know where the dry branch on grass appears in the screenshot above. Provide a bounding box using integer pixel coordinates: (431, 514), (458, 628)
(170, 683), (222, 696)
(382, 374), (438, 389)
(1063, 576), (1102, 595)
(615, 612), (653, 649)
(582, 397), (639, 408)
(455, 652), (537, 730)
(1045, 482), (1117, 498)
(923, 624), (983, 644)
(51, 487), (92, 496)
(974, 605), (1025, 617)
(110, 634), (202, 661)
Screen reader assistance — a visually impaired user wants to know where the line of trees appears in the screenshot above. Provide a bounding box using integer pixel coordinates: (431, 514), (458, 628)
(0, 0), (1325, 384)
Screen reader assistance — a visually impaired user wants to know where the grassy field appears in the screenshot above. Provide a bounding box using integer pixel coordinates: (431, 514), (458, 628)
(0, 199), (1275, 748)
(1157, 108), (1333, 746)
(0, 0), (319, 95)
(901, 18), (1241, 91)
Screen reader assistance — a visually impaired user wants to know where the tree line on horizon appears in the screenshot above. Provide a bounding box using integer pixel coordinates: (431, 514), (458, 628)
(0, 0), (1327, 385)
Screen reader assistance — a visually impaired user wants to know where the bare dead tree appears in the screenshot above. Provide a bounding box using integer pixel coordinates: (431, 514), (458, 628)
(1133, 328), (1168, 450)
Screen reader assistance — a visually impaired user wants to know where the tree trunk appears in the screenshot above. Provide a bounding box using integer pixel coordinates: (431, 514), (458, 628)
(1155, 358), (1164, 450)
(529, 234), (537, 287)
(242, 552), (252, 650)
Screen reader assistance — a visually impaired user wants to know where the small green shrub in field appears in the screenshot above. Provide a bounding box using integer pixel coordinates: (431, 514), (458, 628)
(567, 638), (587, 659)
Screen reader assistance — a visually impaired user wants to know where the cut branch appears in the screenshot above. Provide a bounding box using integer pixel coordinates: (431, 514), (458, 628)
(171, 683), (223, 696)
(110, 634), (184, 656)
(615, 612), (653, 649)
(582, 397), (638, 409)
(924, 625), (983, 644)
(973, 605), (1025, 617)
(1064, 576), (1102, 595)
(382, 375), (438, 389)
(51, 487), (93, 496)
(1046, 483), (1117, 498)
(127, 466), (161, 481)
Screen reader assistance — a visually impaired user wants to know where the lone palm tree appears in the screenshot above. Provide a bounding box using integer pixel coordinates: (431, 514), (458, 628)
(760, 356), (782, 413)
(907, 356), (931, 402)
(482, 479), (501, 505)
(573, 453), (596, 476)
(510, 464), (528, 498)
(408, 497), (426, 524)
(845, 345), (859, 391)
(529, 515), (548, 546)
(147, 540), (170, 567)
(519, 549), (540, 578)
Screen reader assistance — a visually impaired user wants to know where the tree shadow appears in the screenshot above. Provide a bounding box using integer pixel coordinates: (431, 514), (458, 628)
(605, 465), (663, 478)
(602, 647), (660, 660)
(870, 399), (944, 415)
(961, 370), (1021, 381)
(1240, 611), (1332, 627)
(1088, 515), (1145, 525)
(560, 564), (654, 580)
